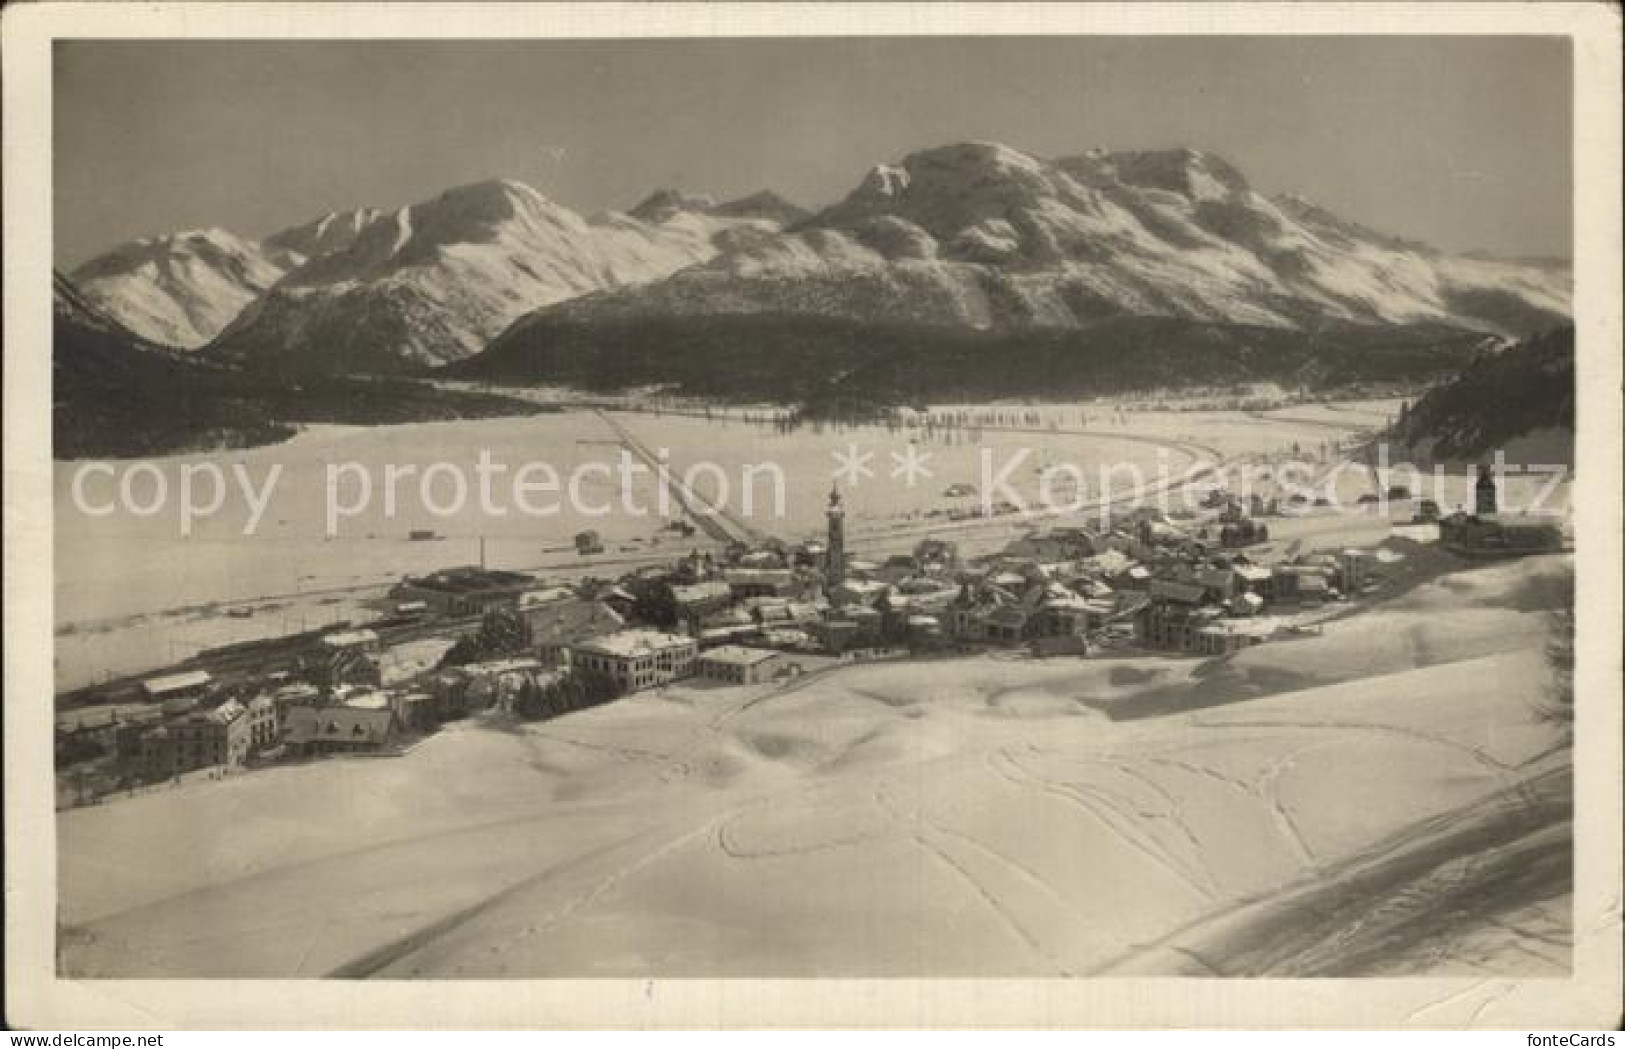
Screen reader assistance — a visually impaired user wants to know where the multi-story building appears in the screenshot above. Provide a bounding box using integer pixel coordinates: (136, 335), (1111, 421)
(137, 699), (252, 780)
(1137, 579), (1212, 651)
(283, 702), (398, 756)
(695, 645), (787, 686)
(245, 693), (281, 752)
(569, 630), (698, 694)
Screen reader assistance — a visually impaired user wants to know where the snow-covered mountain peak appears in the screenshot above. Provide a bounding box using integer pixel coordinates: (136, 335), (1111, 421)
(207, 175), (803, 375)
(628, 189), (720, 224)
(711, 190), (811, 226)
(262, 207), (384, 268)
(68, 228), (287, 349)
(1100, 148), (1250, 201)
(914, 140), (1048, 178)
(853, 164), (912, 201)
(274, 179), (595, 290)
(178, 227), (242, 248)
(411, 178), (576, 233)
(73, 227), (263, 280)
(814, 142), (1091, 252)
(840, 142), (1052, 211)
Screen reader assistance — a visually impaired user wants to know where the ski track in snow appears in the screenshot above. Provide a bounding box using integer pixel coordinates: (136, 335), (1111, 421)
(1255, 745), (1326, 871)
(871, 781), (1074, 976)
(985, 746), (1217, 905)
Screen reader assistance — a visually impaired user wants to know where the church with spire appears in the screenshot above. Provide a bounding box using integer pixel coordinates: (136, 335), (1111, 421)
(824, 483), (846, 597)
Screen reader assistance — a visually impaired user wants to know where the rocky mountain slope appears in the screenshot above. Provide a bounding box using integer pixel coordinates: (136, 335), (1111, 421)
(69, 208), (383, 349)
(52, 271), (543, 459)
(204, 181), (798, 376)
(1391, 326), (1575, 466)
(515, 142), (1568, 338)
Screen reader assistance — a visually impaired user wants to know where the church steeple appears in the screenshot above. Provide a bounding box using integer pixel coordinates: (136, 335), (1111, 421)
(1475, 463), (1498, 517)
(825, 483), (846, 596)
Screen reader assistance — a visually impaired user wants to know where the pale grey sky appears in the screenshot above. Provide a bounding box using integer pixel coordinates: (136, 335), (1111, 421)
(54, 36), (1571, 269)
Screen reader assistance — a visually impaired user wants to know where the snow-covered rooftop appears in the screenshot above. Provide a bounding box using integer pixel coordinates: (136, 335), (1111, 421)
(698, 645), (781, 667)
(321, 629), (379, 648)
(575, 630), (695, 659)
(142, 670), (211, 696)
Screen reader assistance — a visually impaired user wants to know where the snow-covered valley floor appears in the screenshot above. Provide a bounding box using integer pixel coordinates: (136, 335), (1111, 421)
(57, 554), (1572, 978)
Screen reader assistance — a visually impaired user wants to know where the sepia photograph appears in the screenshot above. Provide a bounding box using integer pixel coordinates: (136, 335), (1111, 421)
(5, 0), (1622, 1032)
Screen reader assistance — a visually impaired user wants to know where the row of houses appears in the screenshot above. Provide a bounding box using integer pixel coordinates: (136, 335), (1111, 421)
(1132, 546), (1376, 654)
(59, 558), (811, 795)
(556, 530), (1126, 666)
(68, 649), (554, 787)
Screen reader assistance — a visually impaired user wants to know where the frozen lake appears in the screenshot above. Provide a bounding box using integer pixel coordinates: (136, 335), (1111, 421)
(56, 395), (1562, 691)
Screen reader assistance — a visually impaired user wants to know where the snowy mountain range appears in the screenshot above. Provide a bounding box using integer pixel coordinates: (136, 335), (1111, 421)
(67, 183), (794, 359)
(68, 208), (382, 349)
(521, 143), (1569, 338)
(206, 181), (793, 375)
(67, 141), (1569, 378)
(52, 269), (546, 459)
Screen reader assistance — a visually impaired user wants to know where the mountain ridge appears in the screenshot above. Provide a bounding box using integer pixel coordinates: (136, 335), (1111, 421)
(493, 142), (1566, 365)
(202, 179), (800, 376)
(69, 141), (1567, 377)
(52, 270), (548, 459)
(69, 206), (389, 349)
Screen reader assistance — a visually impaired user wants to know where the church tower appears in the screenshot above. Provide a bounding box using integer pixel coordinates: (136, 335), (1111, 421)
(1475, 463), (1498, 517)
(825, 483), (846, 597)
